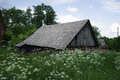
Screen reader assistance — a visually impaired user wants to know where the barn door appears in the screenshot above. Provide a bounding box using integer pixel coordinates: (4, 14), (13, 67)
(80, 26), (89, 47)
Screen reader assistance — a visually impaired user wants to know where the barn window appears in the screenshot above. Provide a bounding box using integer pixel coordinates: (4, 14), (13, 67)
(83, 37), (86, 39)
(83, 35), (86, 39)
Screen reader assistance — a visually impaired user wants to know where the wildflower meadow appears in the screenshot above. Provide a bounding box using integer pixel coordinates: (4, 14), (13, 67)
(0, 46), (120, 80)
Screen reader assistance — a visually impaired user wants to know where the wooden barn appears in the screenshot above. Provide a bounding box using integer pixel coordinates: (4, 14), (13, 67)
(98, 39), (106, 51)
(16, 19), (98, 53)
(0, 10), (5, 47)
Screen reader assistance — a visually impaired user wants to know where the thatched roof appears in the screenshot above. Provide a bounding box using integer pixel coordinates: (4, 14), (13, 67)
(16, 19), (98, 50)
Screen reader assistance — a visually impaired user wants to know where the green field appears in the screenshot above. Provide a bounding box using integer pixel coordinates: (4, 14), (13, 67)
(0, 47), (120, 80)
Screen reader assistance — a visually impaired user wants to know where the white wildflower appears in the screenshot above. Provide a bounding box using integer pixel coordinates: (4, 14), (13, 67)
(21, 57), (26, 60)
(13, 76), (16, 79)
(21, 72), (26, 75)
(65, 75), (69, 78)
(48, 76), (51, 79)
(1, 77), (7, 80)
(28, 71), (31, 74)
(45, 61), (51, 66)
(33, 68), (39, 72)
(52, 61), (56, 64)
(50, 72), (53, 75)
(61, 71), (65, 75)
(3, 60), (7, 63)
(54, 73), (57, 76)
(29, 65), (33, 68)
(58, 73), (61, 76)
(61, 75), (64, 78)
(22, 75), (27, 79)
(64, 63), (66, 65)
(0, 74), (2, 76)
(77, 71), (82, 74)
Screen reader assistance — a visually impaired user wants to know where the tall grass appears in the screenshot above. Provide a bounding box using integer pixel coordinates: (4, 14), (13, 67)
(0, 47), (120, 80)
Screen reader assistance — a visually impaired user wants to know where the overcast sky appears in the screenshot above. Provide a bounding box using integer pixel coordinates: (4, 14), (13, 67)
(0, 0), (120, 38)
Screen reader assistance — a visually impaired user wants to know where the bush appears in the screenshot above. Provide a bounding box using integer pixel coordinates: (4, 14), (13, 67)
(4, 24), (37, 46)
(106, 36), (120, 51)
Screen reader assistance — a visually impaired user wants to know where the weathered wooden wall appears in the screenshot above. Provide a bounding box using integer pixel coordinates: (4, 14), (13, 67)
(0, 11), (4, 47)
(68, 23), (95, 47)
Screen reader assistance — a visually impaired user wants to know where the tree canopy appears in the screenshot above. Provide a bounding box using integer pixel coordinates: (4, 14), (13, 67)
(32, 3), (57, 28)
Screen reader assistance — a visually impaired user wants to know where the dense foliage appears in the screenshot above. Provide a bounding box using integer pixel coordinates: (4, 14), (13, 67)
(1, 3), (57, 46)
(99, 36), (120, 51)
(4, 25), (37, 46)
(0, 47), (120, 80)
(92, 26), (101, 38)
(106, 36), (120, 51)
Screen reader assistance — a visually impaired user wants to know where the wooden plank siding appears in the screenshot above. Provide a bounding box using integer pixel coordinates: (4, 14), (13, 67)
(0, 10), (5, 47)
(67, 23), (95, 48)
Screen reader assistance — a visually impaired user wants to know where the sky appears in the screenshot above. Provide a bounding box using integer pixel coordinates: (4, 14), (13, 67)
(0, 0), (120, 38)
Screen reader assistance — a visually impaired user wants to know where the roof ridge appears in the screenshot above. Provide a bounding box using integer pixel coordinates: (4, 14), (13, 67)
(42, 19), (89, 27)
(63, 19), (89, 24)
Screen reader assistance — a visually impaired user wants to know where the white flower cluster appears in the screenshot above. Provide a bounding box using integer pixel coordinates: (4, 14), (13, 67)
(46, 70), (69, 79)
(114, 56), (120, 70)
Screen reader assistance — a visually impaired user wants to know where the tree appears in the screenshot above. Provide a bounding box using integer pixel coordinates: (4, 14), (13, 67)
(32, 5), (44, 28)
(1, 9), (11, 29)
(2, 7), (28, 29)
(25, 7), (32, 25)
(92, 26), (101, 38)
(9, 7), (27, 26)
(43, 3), (57, 25)
(32, 3), (57, 28)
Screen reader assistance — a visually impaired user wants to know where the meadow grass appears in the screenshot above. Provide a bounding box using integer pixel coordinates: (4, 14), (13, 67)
(0, 47), (120, 80)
